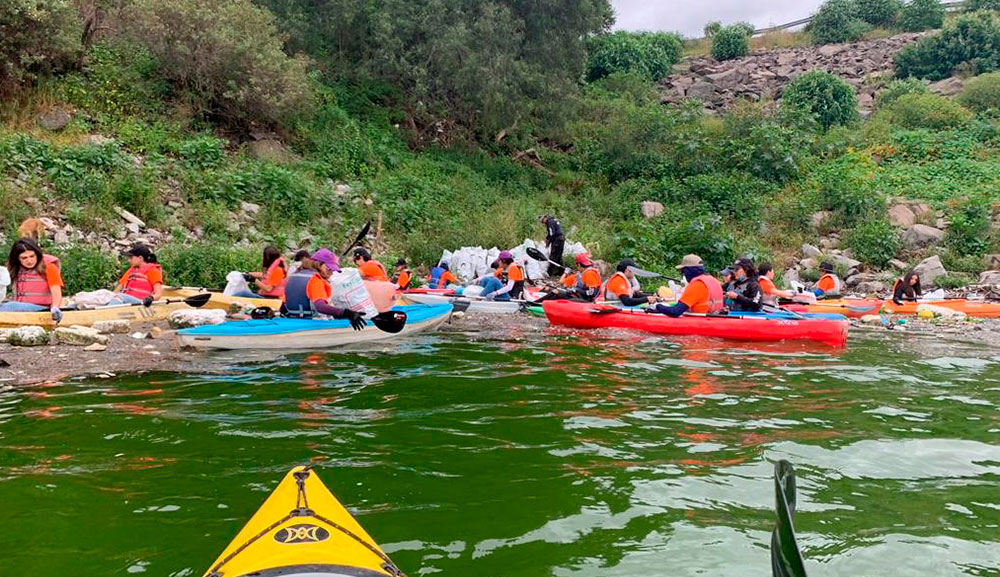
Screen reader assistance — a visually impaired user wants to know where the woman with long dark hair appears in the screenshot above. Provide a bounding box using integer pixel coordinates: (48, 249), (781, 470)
(892, 269), (922, 305)
(238, 245), (287, 299)
(0, 238), (65, 321)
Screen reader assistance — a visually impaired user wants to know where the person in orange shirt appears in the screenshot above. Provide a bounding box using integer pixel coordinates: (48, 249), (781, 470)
(238, 245), (287, 299)
(391, 258), (412, 289)
(352, 248), (389, 281)
(112, 244), (163, 307)
(427, 262), (458, 289)
(0, 238), (65, 321)
(538, 253), (603, 302)
(282, 249), (365, 330)
(757, 262), (796, 307)
(603, 258), (657, 306)
(478, 250), (525, 300)
(654, 254), (724, 317)
(813, 261), (842, 298)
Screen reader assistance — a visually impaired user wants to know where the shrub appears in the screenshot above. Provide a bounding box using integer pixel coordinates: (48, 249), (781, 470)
(946, 196), (992, 255)
(855, 0), (903, 27)
(586, 31), (683, 82)
(875, 77), (928, 108)
(881, 93), (972, 129)
(178, 135), (227, 170)
(845, 218), (901, 267)
(810, 0), (870, 45)
(711, 25), (751, 61)
(613, 205), (736, 272)
(894, 13), (1000, 80)
(704, 21), (722, 37)
(158, 243), (260, 288)
(718, 102), (812, 181)
(782, 70), (859, 129)
(812, 153), (884, 223)
(965, 0), (1000, 12)
(734, 22), (757, 37)
(678, 172), (775, 218)
(958, 71), (1000, 112)
(934, 272), (975, 289)
(0, 0), (81, 96)
(124, 0), (313, 130)
(898, 0), (946, 32)
(57, 245), (121, 295)
(58, 42), (168, 119)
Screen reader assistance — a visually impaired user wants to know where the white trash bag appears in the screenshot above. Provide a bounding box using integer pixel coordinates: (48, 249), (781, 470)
(329, 268), (379, 318)
(0, 266), (9, 301)
(223, 271), (251, 296)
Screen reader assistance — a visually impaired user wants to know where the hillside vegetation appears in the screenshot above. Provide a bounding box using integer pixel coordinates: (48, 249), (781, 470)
(0, 0), (998, 293)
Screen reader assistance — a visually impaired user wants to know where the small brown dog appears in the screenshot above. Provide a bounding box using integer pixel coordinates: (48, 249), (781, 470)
(18, 218), (46, 241)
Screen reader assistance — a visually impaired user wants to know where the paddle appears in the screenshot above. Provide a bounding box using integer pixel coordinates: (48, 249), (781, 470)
(526, 247), (566, 271)
(370, 310), (407, 333)
(450, 299), (472, 314)
(762, 303), (807, 320)
(341, 220), (372, 257)
(771, 460), (808, 577)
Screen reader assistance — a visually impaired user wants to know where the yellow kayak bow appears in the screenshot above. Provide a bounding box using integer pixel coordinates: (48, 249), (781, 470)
(204, 466), (404, 577)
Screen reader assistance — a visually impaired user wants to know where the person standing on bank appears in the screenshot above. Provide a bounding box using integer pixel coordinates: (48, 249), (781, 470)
(540, 215), (565, 277)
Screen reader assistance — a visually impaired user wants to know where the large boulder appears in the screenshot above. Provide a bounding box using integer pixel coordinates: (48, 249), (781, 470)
(987, 254), (1000, 270)
(979, 270), (1000, 286)
(888, 205), (916, 228)
(8, 326), (49, 346)
(54, 325), (110, 346)
(168, 309), (227, 329)
(902, 224), (945, 250)
(801, 244), (822, 258)
(830, 254), (861, 273)
(914, 255), (947, 287)
(810, 211), (832, 229)
(93, 320), (131, 334)
(37, 107), (72, 131)
(641, 201), (664, 220)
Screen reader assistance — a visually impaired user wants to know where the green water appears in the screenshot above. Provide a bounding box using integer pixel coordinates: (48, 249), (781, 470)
(1, 324), (999, 577)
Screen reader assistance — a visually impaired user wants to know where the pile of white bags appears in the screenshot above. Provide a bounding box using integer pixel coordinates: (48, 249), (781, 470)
(439, 238), (590, 283)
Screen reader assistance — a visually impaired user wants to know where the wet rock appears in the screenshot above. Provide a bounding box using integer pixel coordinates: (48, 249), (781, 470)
(93, 320), (131, 334)
(888, 205), (916, 228)
(55, 325), (109, 346)
(902, 224), (944, 249)
(914, 255), (947, 287)
(802, 244), (822, 258)
(38, 107), (72, 131)
(9, 326), (49, 347)
(168, 309), (227, 329)
(641, 201), (664, 219)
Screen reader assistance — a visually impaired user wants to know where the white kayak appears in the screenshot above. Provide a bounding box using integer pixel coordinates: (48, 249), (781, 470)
(176, 304), (451, 350)
(402, 292), (535, 314)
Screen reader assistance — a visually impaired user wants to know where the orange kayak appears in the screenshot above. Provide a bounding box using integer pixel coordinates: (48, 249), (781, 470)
(785, 298), (883, 319)
(882, 299), (1000, 318)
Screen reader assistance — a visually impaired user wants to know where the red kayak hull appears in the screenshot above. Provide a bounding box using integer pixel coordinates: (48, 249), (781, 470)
(542, 300), (849, 347)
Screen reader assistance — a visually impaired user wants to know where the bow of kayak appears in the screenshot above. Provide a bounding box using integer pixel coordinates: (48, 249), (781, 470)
(883, 298), (1000, 317)
(542, 300), (849, 346)
(203, 466), (400, 577)
(784, 298), (883, 318)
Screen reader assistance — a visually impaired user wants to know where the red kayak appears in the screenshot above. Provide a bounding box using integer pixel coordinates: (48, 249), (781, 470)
(542, 300), (849, 347)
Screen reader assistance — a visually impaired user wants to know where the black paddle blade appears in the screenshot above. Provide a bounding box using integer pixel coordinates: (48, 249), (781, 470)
(341, 220), (372, 256)
(450, 299), (472, 314)
(183, 293), (213, 308)
(526, 247), (548, 261)
(371, 310), (407, 333)
(771, 460), (808, 577)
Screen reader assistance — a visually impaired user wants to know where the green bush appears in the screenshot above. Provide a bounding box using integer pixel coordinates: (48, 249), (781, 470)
(57, 245), (121, 295)
(958, 71), (1000, 112)
(677, 173), (774, 218)
(717, 102), (812, 181)
(845, 218), (901, 267)
(965, 0), (1000, 12)
(124, 0), (313, 130)
(894, 12), (1000, 80)
(782, 70), (859, 130)
(898, 0), (946, 32)
(58, 42), (168, 119)
(711, 25), (751, 61)
(178, 135), (227, 170)
(881, 93), (972, 130)
(875, 78), (928, 109)
(0, 0), (81, 96)
(946, 196), (992, 255)
(812, 153), (885, 223)
(703, 21), (722, 37)
(158, 243), (260, 288)
(613, 205), (736, 272)
(586, 31), (683, 82)
(855, 0), (903, 27)
(810, 0), (870, 45)
(934, 272), (975, 289)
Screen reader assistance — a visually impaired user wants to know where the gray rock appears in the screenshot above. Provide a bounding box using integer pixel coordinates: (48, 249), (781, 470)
(987, 254), (1000, 269)
(889, 259), (909, 270)
(914, 255), (947, 287)
(799, 257), (819, 270)
(0, 328), (15, 343)
(93, 320), (131, 334)
(888, 205), (916, 228)
(54, 229), (71, 245)
(114, 207), (146, 229)
(857, 281), (887, 294)
(783, 268), (800, 285)
(168, 309), (227, 329)
(240, 201), (260, 215)
(686, 81), (716, 101)
(929, 77), (964, 97)
(830, 254), (861, 272)
(811, 211), (832, 229)
(38, 107), (72, 131)
(55, 325), (109, 346)
(979, 270), (1000, 286)
(641, 201), (664, 220)
(9, 326), (49, 346)
(84, 134), (114, 146)
(802, 244), (822, 258)
(819, 237), (840, 250)
(902, 224), (945, 249)
(84, 343), (108, 352)
(247, 139), (294, 163)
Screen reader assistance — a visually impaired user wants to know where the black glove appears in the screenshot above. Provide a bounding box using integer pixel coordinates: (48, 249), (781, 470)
(243, 273), (256, 283)
(345, 310), (366, 331)
(50, 307), (63, 323)
(142, 296), (154, 307)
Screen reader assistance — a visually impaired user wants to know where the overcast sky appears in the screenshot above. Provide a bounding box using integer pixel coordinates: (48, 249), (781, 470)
(611, 0), (826, 37)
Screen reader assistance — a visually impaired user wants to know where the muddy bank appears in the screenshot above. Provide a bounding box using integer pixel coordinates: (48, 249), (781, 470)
(1, 313), (997, 386)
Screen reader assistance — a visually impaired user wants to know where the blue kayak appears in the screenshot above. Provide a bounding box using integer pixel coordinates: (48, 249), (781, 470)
(176, 304), (452, 350)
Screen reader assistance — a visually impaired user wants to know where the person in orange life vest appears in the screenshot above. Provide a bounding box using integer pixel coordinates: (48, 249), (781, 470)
(757, 262), (796, 307)
(604, 258), (657, 307)
(538, 253), (603, 302)
(479, 250), (525, 300)
(391, 258), (412, 289)
(113, 244), (163, 307)
(352, 247), (389, 282)
(427, 262), (458, 289)
(892, 269), (922, 305)
(813, 261), (842, 298)
(282, 249), (366, 330)
(726, 259), (763, 312)
(0, 238), (65, 322)
(236, 245), (287, 299)
(654, 254), (724, 317)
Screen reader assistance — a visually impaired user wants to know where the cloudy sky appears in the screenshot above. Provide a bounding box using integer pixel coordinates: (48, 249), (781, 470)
(611, 0), (826, 37)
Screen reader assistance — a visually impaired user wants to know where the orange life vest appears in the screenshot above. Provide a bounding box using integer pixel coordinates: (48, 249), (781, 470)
(258, 257), (287, 298)
(123, 263), (162, 299)
(601, 271), (632, 301)
(817, 273), (842, 297)
(688, 274), (725, 314)
(14, 254), (60, 306)
(561, 272), (577, 288)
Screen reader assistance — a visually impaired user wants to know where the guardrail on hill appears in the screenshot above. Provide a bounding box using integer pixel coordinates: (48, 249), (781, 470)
(752, 0), (966, 35)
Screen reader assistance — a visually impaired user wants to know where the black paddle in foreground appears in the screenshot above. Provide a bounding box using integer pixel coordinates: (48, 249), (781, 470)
(771, 460), (808, 577)
(526, 247), (566, 271)
(158, 293), (212, 308)
(371, 310), (407, 333)
(450, 299), (473, 314)
(341, 220), (372, 256)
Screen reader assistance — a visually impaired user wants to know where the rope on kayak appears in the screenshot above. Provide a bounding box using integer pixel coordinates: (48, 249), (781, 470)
(206, 467), (406, 577)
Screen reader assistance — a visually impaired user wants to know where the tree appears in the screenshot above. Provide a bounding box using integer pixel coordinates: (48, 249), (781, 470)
(703, 20), (722, 37)
(810, 0), (870, 45)
(894, 12), (1000, 80)
(0, 0), (82, 96)
(587, 31), (683, 82)
(898, 0), (946, 31)
(854, 0), (903, 27)
(966, 0), (1000, 12)
(782, 70), (859, 129)
(711, 25), (751, 61)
